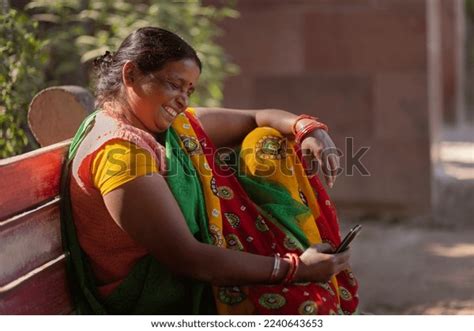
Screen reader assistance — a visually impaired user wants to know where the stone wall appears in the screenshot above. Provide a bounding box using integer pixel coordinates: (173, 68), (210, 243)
(209, 0), (448, 218)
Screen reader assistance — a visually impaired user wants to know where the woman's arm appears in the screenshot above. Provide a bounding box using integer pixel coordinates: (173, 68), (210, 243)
(103, 173), (350, 285)
(194, 107), (297, 148)
(194, 107), (339, 188)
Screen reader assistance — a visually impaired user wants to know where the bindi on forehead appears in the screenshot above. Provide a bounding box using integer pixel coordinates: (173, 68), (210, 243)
(170, 75), (194, 87)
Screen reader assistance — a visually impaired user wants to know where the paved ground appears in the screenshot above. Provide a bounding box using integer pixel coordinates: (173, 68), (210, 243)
(343, 219), (474, 314)
(433, 127), (474, 229)
(340, 126), (474, 315)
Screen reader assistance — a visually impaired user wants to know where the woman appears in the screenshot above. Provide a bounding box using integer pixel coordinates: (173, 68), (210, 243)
(62, 27), (359, 315)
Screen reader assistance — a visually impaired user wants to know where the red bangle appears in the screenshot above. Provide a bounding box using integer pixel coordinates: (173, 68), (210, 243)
(292, 254), (300, 283)
(295, 121), (329, 145)
(292, 115), (320, 136)
(288, 254), (299, 284)
(282, 253), (300, 284)
(292, 114), (329, 145)
(282, 254), (294, 284)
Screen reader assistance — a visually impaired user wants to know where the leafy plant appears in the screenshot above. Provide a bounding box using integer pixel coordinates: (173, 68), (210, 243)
(467, 0), (474, 19)
(27, 0), (239, 107)
(0, 8), (47, 158)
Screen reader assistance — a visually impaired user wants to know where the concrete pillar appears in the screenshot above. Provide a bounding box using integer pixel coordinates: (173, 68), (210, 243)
(440, 0), (466, 126)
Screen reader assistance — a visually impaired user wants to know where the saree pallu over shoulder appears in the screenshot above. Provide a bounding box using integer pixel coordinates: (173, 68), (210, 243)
(170, 110), (359, 315)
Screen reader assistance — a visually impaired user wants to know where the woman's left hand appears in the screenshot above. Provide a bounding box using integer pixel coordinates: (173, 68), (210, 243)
(300, 129), (340, 188)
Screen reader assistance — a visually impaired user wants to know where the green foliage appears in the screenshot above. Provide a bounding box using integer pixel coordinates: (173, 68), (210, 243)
(0, 8), (47, 158)
(467, 0), (474, 19)
(27, 0), (239, 107)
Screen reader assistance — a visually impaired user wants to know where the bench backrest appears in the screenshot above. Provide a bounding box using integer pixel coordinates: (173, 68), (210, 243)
(0, 140), (74, 314)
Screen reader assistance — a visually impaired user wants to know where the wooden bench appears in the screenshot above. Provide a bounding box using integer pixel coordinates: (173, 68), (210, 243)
(0, 86), (95, 314)
(0, 140), (74, 314)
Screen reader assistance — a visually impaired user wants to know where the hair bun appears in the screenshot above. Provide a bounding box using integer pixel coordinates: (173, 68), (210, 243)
(93, 50), (115, 73)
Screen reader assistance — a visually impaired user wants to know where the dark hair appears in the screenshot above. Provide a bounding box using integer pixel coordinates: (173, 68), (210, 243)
(93, 27), (202, 107)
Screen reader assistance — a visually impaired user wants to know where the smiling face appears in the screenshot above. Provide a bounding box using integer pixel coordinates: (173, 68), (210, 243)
(123, 58), (201, 133)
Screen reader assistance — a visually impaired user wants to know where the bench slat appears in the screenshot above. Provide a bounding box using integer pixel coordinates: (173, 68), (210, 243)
(0, 140), (70, 221)
(0, 199), (63, 285)
(0, 258), (74, 314)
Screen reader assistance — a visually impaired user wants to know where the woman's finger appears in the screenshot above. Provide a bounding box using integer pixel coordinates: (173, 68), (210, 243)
(302, 150), (317, 176)
(321, 146), (340, 188)
(320, 150), (333, 188)
(313, 243), (334, 254)
(334, 249), (351, 264)
(324, 157), (333, 188)
(327, 152), (339, 187)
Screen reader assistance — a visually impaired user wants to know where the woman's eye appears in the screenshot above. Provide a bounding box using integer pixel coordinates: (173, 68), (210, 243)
(168, 81), (180, 89)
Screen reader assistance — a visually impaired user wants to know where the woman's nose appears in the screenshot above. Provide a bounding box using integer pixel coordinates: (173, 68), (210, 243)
(176, 93), (189, 110)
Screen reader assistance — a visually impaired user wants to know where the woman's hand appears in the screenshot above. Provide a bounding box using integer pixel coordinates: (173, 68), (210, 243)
(300, 129), (340, 188)
(296, 243), (350, 283)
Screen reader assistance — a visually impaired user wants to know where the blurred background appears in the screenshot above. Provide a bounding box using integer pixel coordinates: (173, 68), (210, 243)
(1, 0), (473, 314)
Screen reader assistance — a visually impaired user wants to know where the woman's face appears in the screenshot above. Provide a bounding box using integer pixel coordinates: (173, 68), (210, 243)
(124, 58), (201, 133)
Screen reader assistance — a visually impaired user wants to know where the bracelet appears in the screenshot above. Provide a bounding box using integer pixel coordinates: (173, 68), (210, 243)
(269, 254), (281, 283)
(292, 114), (329, 145)
(292, 114), (319, 136)
(282, 253), (300, 284)
(282, 255), (295, 284)
(290, 253), (300, 283)
(295, 121), (329, 145)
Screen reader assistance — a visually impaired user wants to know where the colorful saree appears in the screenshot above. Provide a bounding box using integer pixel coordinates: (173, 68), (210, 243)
(61, 109), (359, 314)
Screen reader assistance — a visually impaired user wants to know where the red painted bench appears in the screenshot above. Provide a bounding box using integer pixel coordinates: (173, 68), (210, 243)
(0, 140), (74, 314)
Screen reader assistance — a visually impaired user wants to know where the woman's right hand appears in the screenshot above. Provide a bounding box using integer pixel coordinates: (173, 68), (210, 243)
(296, 243), (351, 283)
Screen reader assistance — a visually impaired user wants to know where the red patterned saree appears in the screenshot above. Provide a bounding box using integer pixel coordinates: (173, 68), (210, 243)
(169, 109), (359, 315)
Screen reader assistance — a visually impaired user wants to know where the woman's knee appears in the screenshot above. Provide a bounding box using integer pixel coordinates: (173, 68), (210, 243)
(243, 127), (283, 145)
(240, 127), (292, 177)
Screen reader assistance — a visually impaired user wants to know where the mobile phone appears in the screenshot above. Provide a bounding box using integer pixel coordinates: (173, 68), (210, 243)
(334, 224), (362, 253)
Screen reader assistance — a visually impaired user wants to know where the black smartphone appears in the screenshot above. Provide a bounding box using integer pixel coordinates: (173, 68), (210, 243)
(334, 224), (362, 253)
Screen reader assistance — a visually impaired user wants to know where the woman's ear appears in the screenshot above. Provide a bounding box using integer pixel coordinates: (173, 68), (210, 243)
(122, 61), (136, 86)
